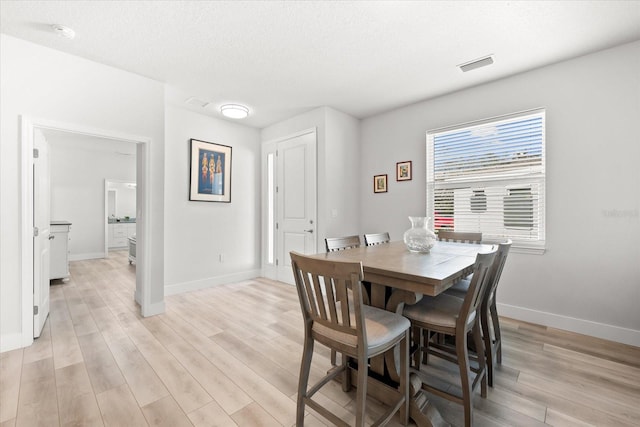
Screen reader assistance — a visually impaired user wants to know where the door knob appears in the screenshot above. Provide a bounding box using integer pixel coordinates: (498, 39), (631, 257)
(304, 229), (314, 233)
(49, 235), (55, 240)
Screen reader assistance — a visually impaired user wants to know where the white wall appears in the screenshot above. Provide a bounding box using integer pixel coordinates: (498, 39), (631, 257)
(360, 41), (640, 345)
(261, 106), (361, 252)
(0, 34), (165, 352)
(164, 96), (262, 295)
(50, 140), (136, 260)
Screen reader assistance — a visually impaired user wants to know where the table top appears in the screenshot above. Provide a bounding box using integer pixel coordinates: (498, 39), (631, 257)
(310, 240), (494, 296)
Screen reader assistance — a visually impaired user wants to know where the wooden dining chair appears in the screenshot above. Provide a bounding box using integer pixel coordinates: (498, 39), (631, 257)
(325, 235), (361, 252)
(444, 240), (512, 386)
(290, 252), (410, 427)
(324, 234), (362, 367)
(437, 230), (482, 244)
(363, 232), (390, 246)
(402, 248), (497, 427)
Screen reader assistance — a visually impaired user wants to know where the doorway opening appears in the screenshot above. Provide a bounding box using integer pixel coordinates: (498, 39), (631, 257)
(20, 116), (152, 347)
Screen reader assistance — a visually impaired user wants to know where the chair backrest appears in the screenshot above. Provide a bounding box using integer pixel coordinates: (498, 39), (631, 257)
(457, 248), (497, 332)
(363, 232), (390, 246)
(290, 251), (366, 354)
(325, 235), (361, 252)
(482, 240), (512, 310)
(437, 230), (482, 244)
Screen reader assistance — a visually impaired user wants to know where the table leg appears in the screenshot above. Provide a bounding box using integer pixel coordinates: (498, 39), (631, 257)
(368, 283), (451, 427)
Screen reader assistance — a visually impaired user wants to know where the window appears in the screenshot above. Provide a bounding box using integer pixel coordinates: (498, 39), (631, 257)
(426, 109), (545, 252)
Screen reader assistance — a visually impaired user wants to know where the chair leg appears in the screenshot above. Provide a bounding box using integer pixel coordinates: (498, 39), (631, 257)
(400, 330), (410, 426)
(297, 335), (314, 426)
(480, 307), (494, 387)
(472, 321), (487, 398)
(456, 330), (473, 427)
(411, 326), (422, 368)
(356, 351), (368, 427)
(490, 302), (502, 364)
(341, 353), (351, 392)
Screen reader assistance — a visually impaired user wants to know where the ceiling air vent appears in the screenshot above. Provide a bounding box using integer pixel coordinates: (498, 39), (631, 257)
(185, 97), (210, 108)
(458, 55), (494, 72)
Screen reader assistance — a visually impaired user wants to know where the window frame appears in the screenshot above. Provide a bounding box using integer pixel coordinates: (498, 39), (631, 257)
(426, 108), (546, 254)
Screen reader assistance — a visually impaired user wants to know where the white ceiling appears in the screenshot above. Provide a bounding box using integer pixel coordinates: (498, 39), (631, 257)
(2, 0), (639, 128)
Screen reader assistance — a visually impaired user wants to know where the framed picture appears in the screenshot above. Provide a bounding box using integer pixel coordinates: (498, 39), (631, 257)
(189, 139), (232, 202)
(373, 174), (388, 193)
(396, 161), (412, 181)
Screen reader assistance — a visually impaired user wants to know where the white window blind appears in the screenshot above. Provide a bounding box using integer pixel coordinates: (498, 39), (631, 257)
(427, 109), (545, 252)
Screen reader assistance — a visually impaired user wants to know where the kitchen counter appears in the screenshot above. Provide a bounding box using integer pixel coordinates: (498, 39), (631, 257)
(108, 218), (136, 224)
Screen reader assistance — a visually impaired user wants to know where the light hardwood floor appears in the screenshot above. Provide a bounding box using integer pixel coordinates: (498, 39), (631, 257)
(1, 250), (639, 426)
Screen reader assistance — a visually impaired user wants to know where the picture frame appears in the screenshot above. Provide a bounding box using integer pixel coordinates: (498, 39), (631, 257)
(189, 139), (232, 202)
(373, 174), (388, 193)
(396, 160), (412, 181)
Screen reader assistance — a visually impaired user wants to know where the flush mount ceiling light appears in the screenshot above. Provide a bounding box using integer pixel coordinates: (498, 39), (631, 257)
(458, 55), (494, 72)
(52, 24), (75, 39)
(220, 104), (249, 119)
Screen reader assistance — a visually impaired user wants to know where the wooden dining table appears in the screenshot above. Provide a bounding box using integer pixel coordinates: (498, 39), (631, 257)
(309, 240), (494, 427)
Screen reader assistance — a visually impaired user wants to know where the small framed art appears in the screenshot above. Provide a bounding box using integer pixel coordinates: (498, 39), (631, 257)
(189, 139), (232, 202)
(374, 174), (388, 193)
(396, 161), (412, 181)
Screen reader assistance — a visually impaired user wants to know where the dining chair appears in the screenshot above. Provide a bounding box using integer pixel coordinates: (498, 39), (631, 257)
(437, 230), (482, 244)
(325, 235), (361, 252)
(325, 234), (363, 367)
(402, 248), (497, 427)
(290, 252), (410, 427)
(444, 240), (512, 386)
(363, 232), (391, 246)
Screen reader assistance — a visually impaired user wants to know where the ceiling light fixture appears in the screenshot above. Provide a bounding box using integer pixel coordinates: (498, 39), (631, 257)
(52, 24), (76, 39)
(458, 55), (494, 72)
(220, 104), (249, 119)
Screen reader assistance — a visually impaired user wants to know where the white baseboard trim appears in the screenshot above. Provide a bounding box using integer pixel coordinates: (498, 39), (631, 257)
(0, 333), (26, 353)
(165, 270), (262, 296)
(69, 252), (105, 261)
(497, 303), (640, 347)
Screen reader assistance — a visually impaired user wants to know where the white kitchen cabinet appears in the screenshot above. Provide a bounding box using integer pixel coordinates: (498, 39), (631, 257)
(108, 222), (136, 248)
(50, 221), (71, 280)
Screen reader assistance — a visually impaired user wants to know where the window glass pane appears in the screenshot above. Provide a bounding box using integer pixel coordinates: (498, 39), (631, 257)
(427, 109), (545, 249)
(267, 153), (274, 264)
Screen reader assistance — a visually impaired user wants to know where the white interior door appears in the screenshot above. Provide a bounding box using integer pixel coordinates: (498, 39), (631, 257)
(276, 131), (317, 283)
(33, 129), (50, 337)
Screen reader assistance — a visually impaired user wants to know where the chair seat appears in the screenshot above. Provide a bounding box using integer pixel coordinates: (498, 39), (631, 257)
(403, 294), (472, 331)
(315, 304), (410, 356)
(444, 278), (470, 299)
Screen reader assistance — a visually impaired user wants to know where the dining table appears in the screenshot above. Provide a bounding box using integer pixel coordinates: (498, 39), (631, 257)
(309, 239), (494, 427)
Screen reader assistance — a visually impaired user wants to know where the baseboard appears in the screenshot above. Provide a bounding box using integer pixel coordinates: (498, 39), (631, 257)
(0, 333), (25, 353)
(497, 302), (640, 347)
(165, 269), (262, 296)
(69, 252), (105, 261)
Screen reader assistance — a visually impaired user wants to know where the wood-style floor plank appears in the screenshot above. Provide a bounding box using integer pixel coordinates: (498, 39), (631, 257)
(3, 249), (639, 427)
(0, 349), (23, 423)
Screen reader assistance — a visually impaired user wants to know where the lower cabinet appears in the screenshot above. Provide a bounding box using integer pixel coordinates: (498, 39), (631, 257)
(108, 222), (136, 248)
(50, 221), (71, 280)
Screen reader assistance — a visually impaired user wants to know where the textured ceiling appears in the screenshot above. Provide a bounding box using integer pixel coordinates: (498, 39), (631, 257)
(2, 0), (640, 128)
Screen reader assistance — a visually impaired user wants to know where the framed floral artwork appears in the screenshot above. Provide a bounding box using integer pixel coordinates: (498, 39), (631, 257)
(374, 174), (388, 193)
(396, 161), (412, 181)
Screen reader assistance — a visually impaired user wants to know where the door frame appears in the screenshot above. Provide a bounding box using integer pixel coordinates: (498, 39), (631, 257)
(261, 127), (317, 282)
(20, 115), (152, 347)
